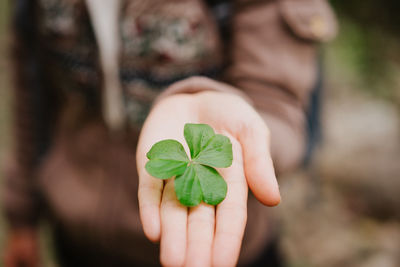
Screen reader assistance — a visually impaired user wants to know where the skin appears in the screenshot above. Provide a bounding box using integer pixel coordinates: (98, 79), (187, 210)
(4, 91), (280, 267)
(136, 91), (280, 267)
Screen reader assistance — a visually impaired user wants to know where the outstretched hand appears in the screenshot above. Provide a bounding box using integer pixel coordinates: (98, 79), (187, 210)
(136, 91), (280, 266)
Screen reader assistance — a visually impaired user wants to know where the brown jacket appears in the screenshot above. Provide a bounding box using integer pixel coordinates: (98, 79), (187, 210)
(2, 0), (337, 265)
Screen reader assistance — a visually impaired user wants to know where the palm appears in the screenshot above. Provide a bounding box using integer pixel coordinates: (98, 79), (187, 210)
(136, 91), (280, 266)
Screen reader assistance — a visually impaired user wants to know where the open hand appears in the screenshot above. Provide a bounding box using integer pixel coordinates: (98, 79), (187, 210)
(136, 89), (280, 267)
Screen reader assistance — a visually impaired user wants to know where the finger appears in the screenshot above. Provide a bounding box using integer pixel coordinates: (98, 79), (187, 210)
(213, 138), (248, 267)
(185, 204), (215, 267)
(136, 97), (195, 242)
(137, 132), (163, 242)
(160, 179), (188, 267)
(137, 165), (163, 242)
(238, 117), (281, 206)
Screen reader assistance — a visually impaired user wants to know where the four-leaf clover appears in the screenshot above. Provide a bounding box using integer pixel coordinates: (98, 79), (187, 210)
(145, 123), (233, 207)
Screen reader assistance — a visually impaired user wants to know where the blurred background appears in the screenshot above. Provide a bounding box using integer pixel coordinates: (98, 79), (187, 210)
(0, 0), (399, 266)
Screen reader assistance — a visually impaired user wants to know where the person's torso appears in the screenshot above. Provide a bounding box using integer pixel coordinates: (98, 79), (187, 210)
(37, 0), (224, 128)
(36, 1), (224, 264)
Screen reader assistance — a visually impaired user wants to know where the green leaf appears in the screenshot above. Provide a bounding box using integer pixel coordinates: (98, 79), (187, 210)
(174, 164), (202, 207)
(145, 124), (233, 207)
(193, 134), (233, 168)
(145, 139), (189, 179)
(146, 139), (189, 162)
(184, 123), (215, 159)
(145, 160), (188, 179)
(194, 164), (227, 205)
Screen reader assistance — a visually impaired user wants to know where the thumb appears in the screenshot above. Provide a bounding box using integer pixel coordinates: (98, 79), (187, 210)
(238, 123), (281, 206)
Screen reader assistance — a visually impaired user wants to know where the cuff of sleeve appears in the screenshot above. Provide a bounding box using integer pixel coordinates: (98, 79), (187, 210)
(154, 76), (254, 106)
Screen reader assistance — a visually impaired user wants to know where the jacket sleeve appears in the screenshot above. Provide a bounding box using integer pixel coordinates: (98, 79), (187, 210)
(2, 0), (58, 228)
(158, 0), (337, 174)
(224, 0), (337, 173)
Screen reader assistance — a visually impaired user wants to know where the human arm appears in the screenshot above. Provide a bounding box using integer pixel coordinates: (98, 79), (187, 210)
(136, 0), (337, 266)
(225, 0), (337, 172)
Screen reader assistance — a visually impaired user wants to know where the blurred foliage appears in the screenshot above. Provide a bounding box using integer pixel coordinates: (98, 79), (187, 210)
(331, 0), (400, 37)
(328, 0), (400, 103)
